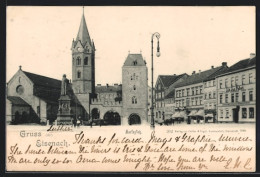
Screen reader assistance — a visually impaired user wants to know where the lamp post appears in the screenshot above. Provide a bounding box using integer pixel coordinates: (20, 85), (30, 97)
(151, 32), (161, 129)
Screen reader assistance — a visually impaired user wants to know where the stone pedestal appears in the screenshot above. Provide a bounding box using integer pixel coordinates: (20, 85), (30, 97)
(57, 95), (73, 125)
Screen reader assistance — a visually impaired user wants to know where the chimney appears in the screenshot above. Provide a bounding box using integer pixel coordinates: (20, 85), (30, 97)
(250, 53), (256, 59)
(106, 84), (109, 88)
(97, 84), (101, 87)
(19, 65), (22, 70)
(211, 65), (214, 69)
(173, 74), (176, 76)
(114, 83), (118, 86)
(192, 71), (196, 75)
(199, 70), (201, 74)
(222, 62), (227, 67)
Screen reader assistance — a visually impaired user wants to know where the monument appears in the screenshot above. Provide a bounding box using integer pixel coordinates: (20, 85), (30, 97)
(56, 74), (73, 125)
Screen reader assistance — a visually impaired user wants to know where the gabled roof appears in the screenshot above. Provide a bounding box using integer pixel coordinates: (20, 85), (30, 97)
(23, 71), (61, 89)
(159, 73), (187, 88)
(7, 96), (30, 106)
(95, 85), (122, 93)
(204, 66), (229, 81)
(123, 54), (146, 66)
(217, 57), (256, 77)
(175, 66), (224, 88)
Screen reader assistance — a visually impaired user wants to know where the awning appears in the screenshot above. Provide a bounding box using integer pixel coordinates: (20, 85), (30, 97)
(205, 113), (214, 117)
(179, 111), (186, 118)
(188, 110), (197, 116)
(194, 110), (204, 117)
(172, 112), (180, 118)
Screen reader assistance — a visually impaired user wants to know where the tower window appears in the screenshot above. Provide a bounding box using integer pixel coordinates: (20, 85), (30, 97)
(76, 57), (81, 65)
(133, 85), (136, 90)
(77, 71), (81, 79)
(133, 60), (137, 65)
(132, 96), (137, 104)
(84, 57), (88, 65)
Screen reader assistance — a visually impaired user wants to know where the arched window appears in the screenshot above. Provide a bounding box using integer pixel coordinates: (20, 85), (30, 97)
(133, 85), (136, 90)
(132, 96), (137, 104)
(76, 57), (81, 65)
(77, 71), (81, 78)
(84, 57), (88, 65)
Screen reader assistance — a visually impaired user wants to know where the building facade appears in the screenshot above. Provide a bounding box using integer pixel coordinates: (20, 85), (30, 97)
(154, 74), (188, 123)
(122, 54), (148, 125)
(216, 54), (256, 123)
(174, 63), (228, 123)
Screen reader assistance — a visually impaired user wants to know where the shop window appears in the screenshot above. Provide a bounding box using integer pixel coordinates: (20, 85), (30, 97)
(231, 93), (234, 103)
(219, 94), (223, 104)
(249, 91), (253, 101)
(242, 92), (246, 102)
(225, 94), (228, 103)
(249, 108), (254, 118)
(84, 57), (88, 65)
(225, 109), (229, 119)
(242, 108), (247, 118)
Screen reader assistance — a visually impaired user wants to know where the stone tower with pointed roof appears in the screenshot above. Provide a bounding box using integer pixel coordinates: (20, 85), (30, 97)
(122, 54), (148, 125)
(71, 11), (95, 94)
(70, 10), (96, 116)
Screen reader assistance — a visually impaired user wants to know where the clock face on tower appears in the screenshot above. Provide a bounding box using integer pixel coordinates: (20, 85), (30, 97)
(77, 47), (84, 52)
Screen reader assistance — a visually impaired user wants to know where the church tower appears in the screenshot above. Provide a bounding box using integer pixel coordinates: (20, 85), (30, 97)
(71, 10), (95, 94)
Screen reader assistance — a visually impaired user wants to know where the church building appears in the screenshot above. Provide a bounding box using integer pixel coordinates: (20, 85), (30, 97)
(6, 10), (149, 126)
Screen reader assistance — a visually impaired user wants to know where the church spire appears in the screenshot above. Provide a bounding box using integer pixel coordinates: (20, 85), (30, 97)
(76, 7), (91, 46)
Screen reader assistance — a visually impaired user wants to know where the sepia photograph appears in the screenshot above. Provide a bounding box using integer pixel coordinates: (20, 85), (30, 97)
(5, 6), (256, 172)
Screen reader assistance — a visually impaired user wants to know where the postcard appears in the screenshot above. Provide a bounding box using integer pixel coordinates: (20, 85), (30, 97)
(6, 6), (256, 172)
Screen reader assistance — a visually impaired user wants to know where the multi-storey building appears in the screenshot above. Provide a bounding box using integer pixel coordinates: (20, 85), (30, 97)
(216, 54), (256, 123)
(154, 74), (187, 123)
(174, 62), (228, 123)
(203, 65), (228, 122)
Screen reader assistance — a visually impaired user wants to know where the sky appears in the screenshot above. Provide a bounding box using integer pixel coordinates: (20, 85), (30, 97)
(7, 6), (255, 85)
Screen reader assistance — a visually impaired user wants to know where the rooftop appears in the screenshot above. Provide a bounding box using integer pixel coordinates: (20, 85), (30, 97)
(123, 54), (146, 66)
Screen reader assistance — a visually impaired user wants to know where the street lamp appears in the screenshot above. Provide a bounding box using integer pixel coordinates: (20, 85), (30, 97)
(151, 32), (161, 129)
